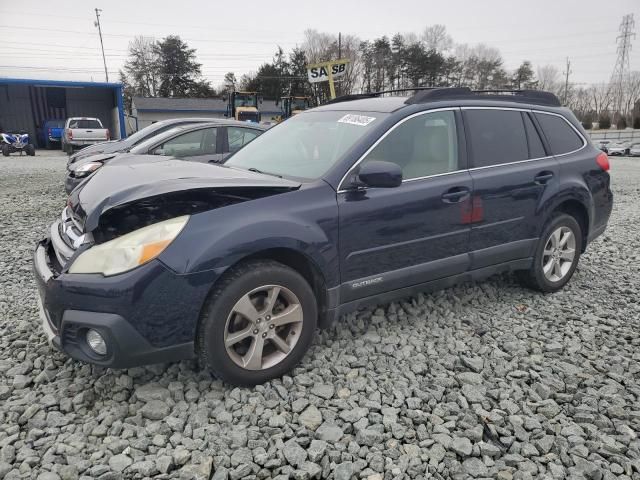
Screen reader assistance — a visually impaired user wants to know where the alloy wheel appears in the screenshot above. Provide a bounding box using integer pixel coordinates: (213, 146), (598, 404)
(542, 226), (576, 282)
(224, 285), (303, 370)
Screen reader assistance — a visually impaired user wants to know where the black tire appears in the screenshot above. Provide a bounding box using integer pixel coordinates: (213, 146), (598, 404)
(197, 260), (317, 386)
(26, 144), (35, 156)
(1, 145), (9, 157)
(517, 213), (582, 292)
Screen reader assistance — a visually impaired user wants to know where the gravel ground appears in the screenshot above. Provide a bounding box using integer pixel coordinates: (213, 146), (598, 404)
(0, 152), (639, 480)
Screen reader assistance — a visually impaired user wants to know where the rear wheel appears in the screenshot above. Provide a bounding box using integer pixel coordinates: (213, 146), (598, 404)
(197, 260), (317, 386)
(25, 144), (35, 156)
(517, 213), (582, 292)
(1, 145), (9, 156)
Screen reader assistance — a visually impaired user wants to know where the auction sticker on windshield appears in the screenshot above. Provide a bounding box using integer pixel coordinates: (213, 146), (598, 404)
(338, 114), (376, 126)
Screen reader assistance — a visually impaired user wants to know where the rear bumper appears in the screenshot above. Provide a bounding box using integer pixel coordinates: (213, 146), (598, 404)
(32, 237), (213, 368)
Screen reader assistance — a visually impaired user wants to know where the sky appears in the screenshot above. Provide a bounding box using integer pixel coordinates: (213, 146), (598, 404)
(0, 0), (637, 88)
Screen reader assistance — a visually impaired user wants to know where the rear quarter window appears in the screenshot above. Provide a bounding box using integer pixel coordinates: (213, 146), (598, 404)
(534, 113), (584, 155)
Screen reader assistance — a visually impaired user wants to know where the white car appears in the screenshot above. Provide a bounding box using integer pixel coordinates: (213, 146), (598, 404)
(607, 143), (629, 156)
(628, 143), (640, 156)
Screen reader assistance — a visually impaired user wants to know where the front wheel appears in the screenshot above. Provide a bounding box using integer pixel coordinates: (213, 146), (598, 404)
(197, 260), (317, 386)
(25, 144), (35, 156)
(517, 213), (582, 292)
(1, 145), (9, 156)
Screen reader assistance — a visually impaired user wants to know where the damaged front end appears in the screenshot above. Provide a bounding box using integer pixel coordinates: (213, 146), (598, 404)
(51, 185), (296, 275)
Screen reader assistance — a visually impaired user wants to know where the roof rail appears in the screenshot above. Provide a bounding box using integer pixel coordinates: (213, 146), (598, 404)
(324, 87), (436, 105)
(405, 87), (561, 107)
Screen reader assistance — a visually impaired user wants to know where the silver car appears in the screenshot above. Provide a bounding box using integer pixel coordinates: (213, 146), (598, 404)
(607, 143), (629, 156)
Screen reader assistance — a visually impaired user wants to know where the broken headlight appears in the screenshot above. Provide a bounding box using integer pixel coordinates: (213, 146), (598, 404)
(68, 216), (189, 276)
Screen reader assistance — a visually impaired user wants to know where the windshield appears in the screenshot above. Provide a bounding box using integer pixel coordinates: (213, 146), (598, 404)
(226, 110), (386, 180)
(291, 98), (308, 111)
(129, 126), (186, 154)
(234, 94), (257, 108)
(126, 122), (169, 144)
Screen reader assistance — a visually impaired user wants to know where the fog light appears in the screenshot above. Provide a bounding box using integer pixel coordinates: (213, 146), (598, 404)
(86, 329), (107, 355)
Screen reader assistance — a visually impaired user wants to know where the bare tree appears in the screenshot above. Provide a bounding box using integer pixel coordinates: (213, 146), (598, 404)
(588, 83), (612, 116)
(421, 24), (453, 53)
(536, 65), (561, 93)
(623, 71), (640, 118)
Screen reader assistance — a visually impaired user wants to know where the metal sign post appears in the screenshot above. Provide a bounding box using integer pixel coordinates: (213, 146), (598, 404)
(307, 59), (350, 100)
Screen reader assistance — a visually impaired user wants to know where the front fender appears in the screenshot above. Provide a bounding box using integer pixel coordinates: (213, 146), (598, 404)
(160, 183), (340, 287)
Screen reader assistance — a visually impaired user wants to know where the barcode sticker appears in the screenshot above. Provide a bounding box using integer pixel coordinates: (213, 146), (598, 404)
(338, 114), (376, 126)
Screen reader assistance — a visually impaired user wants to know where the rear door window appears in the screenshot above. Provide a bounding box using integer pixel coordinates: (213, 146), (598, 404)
(534, 113), (584, 155)
(464, 109), (528, 167)
(152, 128), (216, 158)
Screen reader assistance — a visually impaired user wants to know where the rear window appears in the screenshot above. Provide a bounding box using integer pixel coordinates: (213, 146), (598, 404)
(534, 113), (584, 155)
(68, 119), (102, 129)
(465, 109), (528, 168)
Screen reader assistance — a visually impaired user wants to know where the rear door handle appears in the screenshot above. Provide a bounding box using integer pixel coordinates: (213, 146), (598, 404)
(441, 186), (470, 203)
(534, 171), (554, 184)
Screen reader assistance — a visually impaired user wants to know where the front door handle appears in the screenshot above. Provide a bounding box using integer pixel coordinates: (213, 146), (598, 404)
(534, 171), (554, 184)
(441, 186), (470, 203)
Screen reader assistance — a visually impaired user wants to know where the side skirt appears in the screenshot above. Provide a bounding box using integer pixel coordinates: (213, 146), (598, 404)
(323, 257), (532, 327)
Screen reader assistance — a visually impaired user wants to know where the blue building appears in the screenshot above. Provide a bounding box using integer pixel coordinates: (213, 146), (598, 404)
(0, 77), (126, 147)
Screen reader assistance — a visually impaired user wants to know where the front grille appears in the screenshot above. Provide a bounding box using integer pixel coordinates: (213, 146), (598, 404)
(50, 207), (87, 268)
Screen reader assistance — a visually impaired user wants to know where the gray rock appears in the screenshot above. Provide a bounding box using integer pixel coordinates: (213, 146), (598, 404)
(108, 454), (132, 473)
(338, 407), (368, 423)
(462, 457), (488, 477)
(316, 423), (343, 442)
(36, 473), (61, 480)
(355, 428), (383, 447)
(451, 436), (473, 457)
(310, 384), (334, 399)
(283, 439), (307, 468)
(299, 405), (322, 431)
(334, 461), (355, 480)
(307, 439), (327, 463)
(140, 400), (170, 420)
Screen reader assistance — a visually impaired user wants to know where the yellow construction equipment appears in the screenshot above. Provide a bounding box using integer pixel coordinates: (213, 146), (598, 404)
(226, 91), (261, 123)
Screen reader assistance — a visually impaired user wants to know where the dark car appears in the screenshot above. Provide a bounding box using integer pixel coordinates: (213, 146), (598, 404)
(65, 120), (266, 194)
(34, 87), (613, 386)
(67, 117), (225, 165)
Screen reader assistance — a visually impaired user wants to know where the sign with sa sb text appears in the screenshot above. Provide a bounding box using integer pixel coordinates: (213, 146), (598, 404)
(307, 59), (350, 83)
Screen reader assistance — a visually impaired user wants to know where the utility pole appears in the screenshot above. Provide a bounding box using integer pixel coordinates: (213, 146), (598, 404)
(337, 32), (342, 97)
(94, 8), (109, 82)
(563, 57), (571, 105)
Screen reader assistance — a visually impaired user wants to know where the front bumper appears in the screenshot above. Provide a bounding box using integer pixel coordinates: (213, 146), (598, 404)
(33, 238), (213, 368)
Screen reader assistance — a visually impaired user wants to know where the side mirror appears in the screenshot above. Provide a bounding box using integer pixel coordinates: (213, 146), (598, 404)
(152, 148), (165, 156)
(355, 160), (402, 188)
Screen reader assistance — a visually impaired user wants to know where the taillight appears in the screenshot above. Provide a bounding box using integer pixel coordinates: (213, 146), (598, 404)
(48, 128), (52, 137)
(67, 128), (73, 140)
(106, 129), (110, 140)
(596, 152), (610, 171)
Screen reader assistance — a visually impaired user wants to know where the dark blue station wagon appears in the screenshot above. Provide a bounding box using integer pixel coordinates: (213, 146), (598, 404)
(34, 88), (613, 386)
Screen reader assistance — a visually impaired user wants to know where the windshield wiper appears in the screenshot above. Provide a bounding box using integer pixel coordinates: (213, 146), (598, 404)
(247, 167), (282, 178)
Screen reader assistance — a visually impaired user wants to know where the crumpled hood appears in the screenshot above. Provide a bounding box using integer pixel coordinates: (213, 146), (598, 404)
(69, 140), (126, 163)
(69, 158), (301, 232)
(68, 152), (119, 171)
